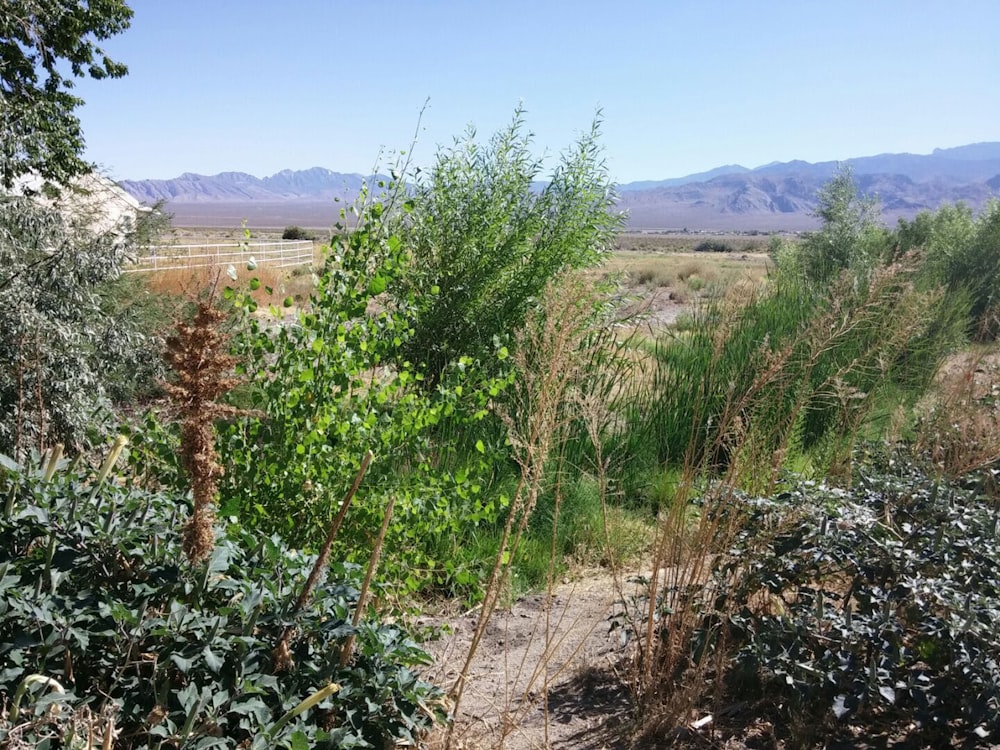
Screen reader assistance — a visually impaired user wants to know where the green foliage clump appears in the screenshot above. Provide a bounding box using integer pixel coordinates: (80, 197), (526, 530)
(0, 454), (443, 748)
(281, 225), (313, 241)
(396, 108), (622, 385)
(897, 200), (1000, 340)
(0, 0), (133, 188)
(711, 454), (1000, 745)
(209, 179), (510, 596)
(797, 167), (890, 284)
(0, 197), (161, 460)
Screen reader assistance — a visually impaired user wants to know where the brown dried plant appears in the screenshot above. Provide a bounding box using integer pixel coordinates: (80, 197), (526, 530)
(161, 284), (246, 564)
(914, 350), (1000, 479)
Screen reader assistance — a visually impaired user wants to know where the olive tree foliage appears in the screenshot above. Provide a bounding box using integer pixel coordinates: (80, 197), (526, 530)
(0, 196), (157, 460)
(396, 109), (623, 383)
(0, 0), (133, 189)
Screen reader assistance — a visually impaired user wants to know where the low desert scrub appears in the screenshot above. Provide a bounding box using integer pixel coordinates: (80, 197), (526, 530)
(607, 252), (768, 304)
(630, 261), (674, 288)
(913, 347), (1000, 478)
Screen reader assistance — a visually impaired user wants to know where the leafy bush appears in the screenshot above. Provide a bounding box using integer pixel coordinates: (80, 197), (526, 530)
(396, 108), (622, 385)
(0, 453), (444, 748)
(210, 181), (510, 596)
(281, 225), (313, 241)
(0, 197), (161, 460)
(708, 453), (1000, 744)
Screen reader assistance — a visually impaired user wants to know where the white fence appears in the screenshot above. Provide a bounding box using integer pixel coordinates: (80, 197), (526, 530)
(124, 240), (314, 273)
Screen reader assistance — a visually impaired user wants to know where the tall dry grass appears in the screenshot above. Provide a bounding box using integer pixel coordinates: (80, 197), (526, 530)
(440, 272), (633, 749)
(612, 254), (964, 736)
(914, 348), (1000, 479)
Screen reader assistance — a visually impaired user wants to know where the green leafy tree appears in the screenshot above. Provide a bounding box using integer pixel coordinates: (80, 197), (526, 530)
(396, 108), (622, 385)
(0, 0), (133, 188)
(206, 178), (510, 595)
(799, 166), (888, 283)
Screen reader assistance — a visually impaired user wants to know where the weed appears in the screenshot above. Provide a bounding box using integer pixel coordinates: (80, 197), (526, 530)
(913, 348), (1000, 477)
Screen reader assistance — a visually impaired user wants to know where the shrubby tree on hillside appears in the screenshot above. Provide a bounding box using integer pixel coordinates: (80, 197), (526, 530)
(0, 0), (133, 188)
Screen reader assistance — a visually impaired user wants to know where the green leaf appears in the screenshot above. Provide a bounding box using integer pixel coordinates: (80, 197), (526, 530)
(369, 273), (387, 295)
(170, 654), (193, 674)
(475, 440), (485, 454)
(203, 645), (223, 673)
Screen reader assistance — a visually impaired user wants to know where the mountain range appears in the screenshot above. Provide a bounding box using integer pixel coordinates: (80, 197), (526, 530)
(120, 143), (1000, 232)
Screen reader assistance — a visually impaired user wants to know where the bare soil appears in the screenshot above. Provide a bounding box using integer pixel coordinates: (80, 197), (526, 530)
(422, 569), (640, 750)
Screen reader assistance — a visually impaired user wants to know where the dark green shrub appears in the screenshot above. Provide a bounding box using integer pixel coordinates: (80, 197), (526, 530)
(711, 453), (1000, 744)
(281, 225), (313, 241)
(693, 239), (735, 253)
(0, 454), (444, 748)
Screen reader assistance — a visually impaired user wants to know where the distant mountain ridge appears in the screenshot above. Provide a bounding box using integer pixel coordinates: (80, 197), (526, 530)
(119, 167), (369, 203)
(120, 142), (1000, 231)
(617, 142), (1000, 191)
(615, 141), (1000, 230)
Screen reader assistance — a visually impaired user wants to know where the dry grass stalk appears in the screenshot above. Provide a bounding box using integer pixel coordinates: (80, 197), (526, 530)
(915, 349), (1000, 478)
(446, 273), (615, 748)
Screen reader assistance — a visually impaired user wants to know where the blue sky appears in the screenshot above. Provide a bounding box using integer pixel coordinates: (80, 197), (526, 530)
(74, 0), (1000, 183)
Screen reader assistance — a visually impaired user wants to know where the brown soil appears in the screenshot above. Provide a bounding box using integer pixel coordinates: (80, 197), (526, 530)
(422, 569), (641, 750)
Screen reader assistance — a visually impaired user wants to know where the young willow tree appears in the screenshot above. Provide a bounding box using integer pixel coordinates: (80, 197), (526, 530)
(799, 166), (889, 283)
(396, 109), (622, 384)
